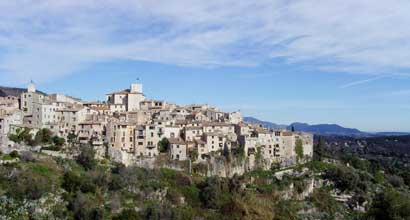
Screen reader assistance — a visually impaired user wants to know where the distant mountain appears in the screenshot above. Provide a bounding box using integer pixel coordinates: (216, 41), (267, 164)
(287, 122), (366, 136)
(371, 132), (410, 136)
(243, 117), (287, 129)
(0, 86), (46, 97)
(243, 117), (369, 136)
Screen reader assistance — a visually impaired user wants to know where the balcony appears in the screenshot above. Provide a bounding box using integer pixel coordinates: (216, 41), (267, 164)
(147, 144), (156, 149)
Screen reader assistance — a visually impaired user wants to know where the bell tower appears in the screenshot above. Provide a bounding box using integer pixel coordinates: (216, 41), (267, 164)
(27, 80), (36, 93)
(130, 78), (142, 94)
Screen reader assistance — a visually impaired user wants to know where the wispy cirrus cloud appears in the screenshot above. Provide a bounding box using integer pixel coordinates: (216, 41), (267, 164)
(1, 0), (410, 83)
(340, 75), (386, 89)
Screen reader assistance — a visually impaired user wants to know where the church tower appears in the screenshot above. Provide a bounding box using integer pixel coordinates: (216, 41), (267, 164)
(27, 80), (36, 93)
(130, 79), (142, 94)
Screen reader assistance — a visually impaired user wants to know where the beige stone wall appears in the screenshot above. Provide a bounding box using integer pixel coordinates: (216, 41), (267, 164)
(170, 143), (187, 161)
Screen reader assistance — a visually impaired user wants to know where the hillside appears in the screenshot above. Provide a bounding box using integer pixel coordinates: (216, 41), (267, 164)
(0, 86), (46, 97)
(243, 117), (370, 136)
(242, 117), (287, 129)
(288, 122), (366, 136)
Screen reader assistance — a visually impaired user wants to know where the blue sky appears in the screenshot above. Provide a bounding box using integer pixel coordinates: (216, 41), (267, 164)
(1, 0), (410, 132)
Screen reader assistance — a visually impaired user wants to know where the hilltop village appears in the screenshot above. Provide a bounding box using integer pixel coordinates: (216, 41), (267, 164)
(2, 82), (410, 220)
(0, 81), (313, 173)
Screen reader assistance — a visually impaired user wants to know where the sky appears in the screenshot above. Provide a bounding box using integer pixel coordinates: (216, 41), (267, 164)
(0, 0), (410, 132)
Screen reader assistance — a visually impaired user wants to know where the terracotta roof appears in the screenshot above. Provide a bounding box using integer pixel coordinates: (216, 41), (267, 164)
(106, 89), (134, 95)
(79, 121), (102, 125)
(195, 139), (206, 145)
(203, 122), (233, 127)
(185, 126), (203, 130)
(91, 106), (110, 111)
(56, 108), (83, 112)
(282, 131), (294, 136)
(255, 128), (271, 134)
(168, 138), (186, 145)
(203, 132), (224, 137)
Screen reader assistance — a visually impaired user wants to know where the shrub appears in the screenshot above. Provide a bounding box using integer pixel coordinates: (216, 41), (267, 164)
(158, 138), (170, 153)
(11, 169), (53, 200)
(9, 150), (19, 158)
(76, 145), (97, 170)
(72, 192), (104, 220)
(295, 139), (304, 161)
(62, 171), (83, 193)
(20, 151), (35, 162)
(35, 128), (53, 144)
(365, 188), (410, 220)
(113, 209), (140, 220)
(52, 135), (66, 147)
(388, 175), (404, 188)
(309, 188), (340, 218)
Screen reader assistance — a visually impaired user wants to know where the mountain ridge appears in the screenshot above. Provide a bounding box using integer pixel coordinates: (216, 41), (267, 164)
(243, 116), (409, 137)
(0, 86), (47, 97)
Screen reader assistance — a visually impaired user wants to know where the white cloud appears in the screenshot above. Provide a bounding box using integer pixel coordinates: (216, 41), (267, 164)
(1, 0), (410, 83)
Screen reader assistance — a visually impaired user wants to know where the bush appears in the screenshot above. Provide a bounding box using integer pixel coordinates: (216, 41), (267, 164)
(365, 188), (410, 220)
(52, 135), (66, 147)
(388, 175), (404, 188)
(158, 138), (170, 153)
(72, 192), (104, 220)
(171, 206), (195, 220)
(295, 139), (304, 161)
(76, 146), (97, 170)
(62, 171), (83, 193)
(9, 150), (19, 158)
(42, 145), (62, 151)
(20, 151), (35, 162)
(11, 169), (53, 200)
(309, 188), (340, 218)
(113, 209), (140, 220)
(35, 128), (53, 144)
(199, 177), (231, 209)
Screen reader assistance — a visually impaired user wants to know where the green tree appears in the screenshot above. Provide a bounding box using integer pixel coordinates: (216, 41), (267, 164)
(223, 144), (231, 161)
(9, 150), (19, 158)
(76, 146), (97, 170)
(52, 135), (65, 147)
(35, 128), (53, 144)
(295, 139), (304, 161)
(158, 138), (170, 153)
(188, 148), (198, 161)
(113, 209), (140, 220)
(310, 188), (340, 219)
(365, 188), (410, 220)
(273, 198), (300, 220)
(8, 127), (33, 144)
(67, 132), (77, 146)
(314, 136), (325, 161)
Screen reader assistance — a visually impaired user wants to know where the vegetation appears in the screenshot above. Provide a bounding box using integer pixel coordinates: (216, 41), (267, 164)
(34, 128), (53, 144)
(158, 138), (170, 153)
(8, 127), (33, 145)
(1, 134), (410, 220)
(295, 139), (304, 161)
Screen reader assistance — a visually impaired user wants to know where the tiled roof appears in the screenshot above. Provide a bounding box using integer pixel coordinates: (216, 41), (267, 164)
(168, 138), (186, 145)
